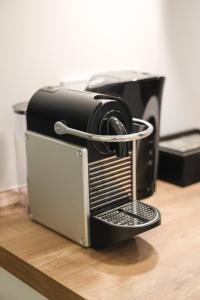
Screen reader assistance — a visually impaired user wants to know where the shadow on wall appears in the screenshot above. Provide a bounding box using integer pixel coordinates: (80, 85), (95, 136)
(0, 133), (8, 188)
(163, 0), (200, 126)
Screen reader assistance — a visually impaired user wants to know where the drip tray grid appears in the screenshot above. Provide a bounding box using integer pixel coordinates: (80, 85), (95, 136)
(95, 200), (159, 228)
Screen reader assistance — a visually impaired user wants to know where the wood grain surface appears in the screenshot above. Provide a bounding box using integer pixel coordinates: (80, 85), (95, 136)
(0, 181), (200, 300)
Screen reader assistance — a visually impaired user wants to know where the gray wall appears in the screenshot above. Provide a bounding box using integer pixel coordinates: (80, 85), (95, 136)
(0, 267), (47, 300)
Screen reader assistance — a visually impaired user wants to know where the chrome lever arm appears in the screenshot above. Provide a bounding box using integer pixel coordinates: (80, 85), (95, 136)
(54, 118), (153, 142)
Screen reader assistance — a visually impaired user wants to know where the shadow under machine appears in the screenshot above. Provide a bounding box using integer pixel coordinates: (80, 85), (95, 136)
(26, 87), (161, 249)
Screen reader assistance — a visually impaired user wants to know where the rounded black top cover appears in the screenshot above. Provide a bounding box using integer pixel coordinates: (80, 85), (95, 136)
(27, 87), (133, 160)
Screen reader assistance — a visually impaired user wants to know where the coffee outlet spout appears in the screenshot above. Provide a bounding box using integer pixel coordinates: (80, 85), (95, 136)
(102, 116), (129, 158)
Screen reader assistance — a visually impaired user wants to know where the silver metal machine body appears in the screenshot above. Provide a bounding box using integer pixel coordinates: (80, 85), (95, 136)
(26, 132), (90, 247)
(26, 118), (157, 248)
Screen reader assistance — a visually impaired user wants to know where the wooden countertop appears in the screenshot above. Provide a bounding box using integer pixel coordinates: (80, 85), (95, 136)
(0, 181), (200, 300)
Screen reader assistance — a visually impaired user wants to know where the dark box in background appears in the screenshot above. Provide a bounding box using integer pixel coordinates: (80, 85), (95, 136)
(158, 129), (200, 186)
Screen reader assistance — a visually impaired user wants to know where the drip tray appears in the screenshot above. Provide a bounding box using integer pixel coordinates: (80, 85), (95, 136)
(95, 200), (160, 228)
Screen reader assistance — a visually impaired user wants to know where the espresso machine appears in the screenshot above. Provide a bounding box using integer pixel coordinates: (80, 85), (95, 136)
(26, 88), (161, 248)
(86, 71), (165, 199)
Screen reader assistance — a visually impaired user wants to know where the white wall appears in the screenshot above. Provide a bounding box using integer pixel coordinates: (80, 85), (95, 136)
(0, 267), (47, 300)
(0, 0), (200, 190)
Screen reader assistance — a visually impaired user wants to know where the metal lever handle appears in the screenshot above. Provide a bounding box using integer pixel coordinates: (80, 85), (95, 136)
(54, 118), (153, 142)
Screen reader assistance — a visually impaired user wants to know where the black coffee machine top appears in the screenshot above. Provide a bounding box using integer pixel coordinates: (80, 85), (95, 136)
(26, 88), (161, 248)
(27, 88), (133, 161)
(86, 70), (165, 199)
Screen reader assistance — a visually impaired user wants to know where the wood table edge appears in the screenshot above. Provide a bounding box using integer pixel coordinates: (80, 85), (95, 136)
(0, 246), (85, 300)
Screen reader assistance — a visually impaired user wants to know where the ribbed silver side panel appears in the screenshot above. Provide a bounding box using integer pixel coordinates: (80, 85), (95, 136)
(89, 155), (132, 212)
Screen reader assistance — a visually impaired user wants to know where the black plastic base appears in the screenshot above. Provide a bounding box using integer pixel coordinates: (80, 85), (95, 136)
(90, 203), (161, 249)
(91, 217), (161, 249)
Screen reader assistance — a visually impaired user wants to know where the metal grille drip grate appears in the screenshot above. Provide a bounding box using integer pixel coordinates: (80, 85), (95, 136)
(89, 155), (132, 212)
(95, 201), (159, 227)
